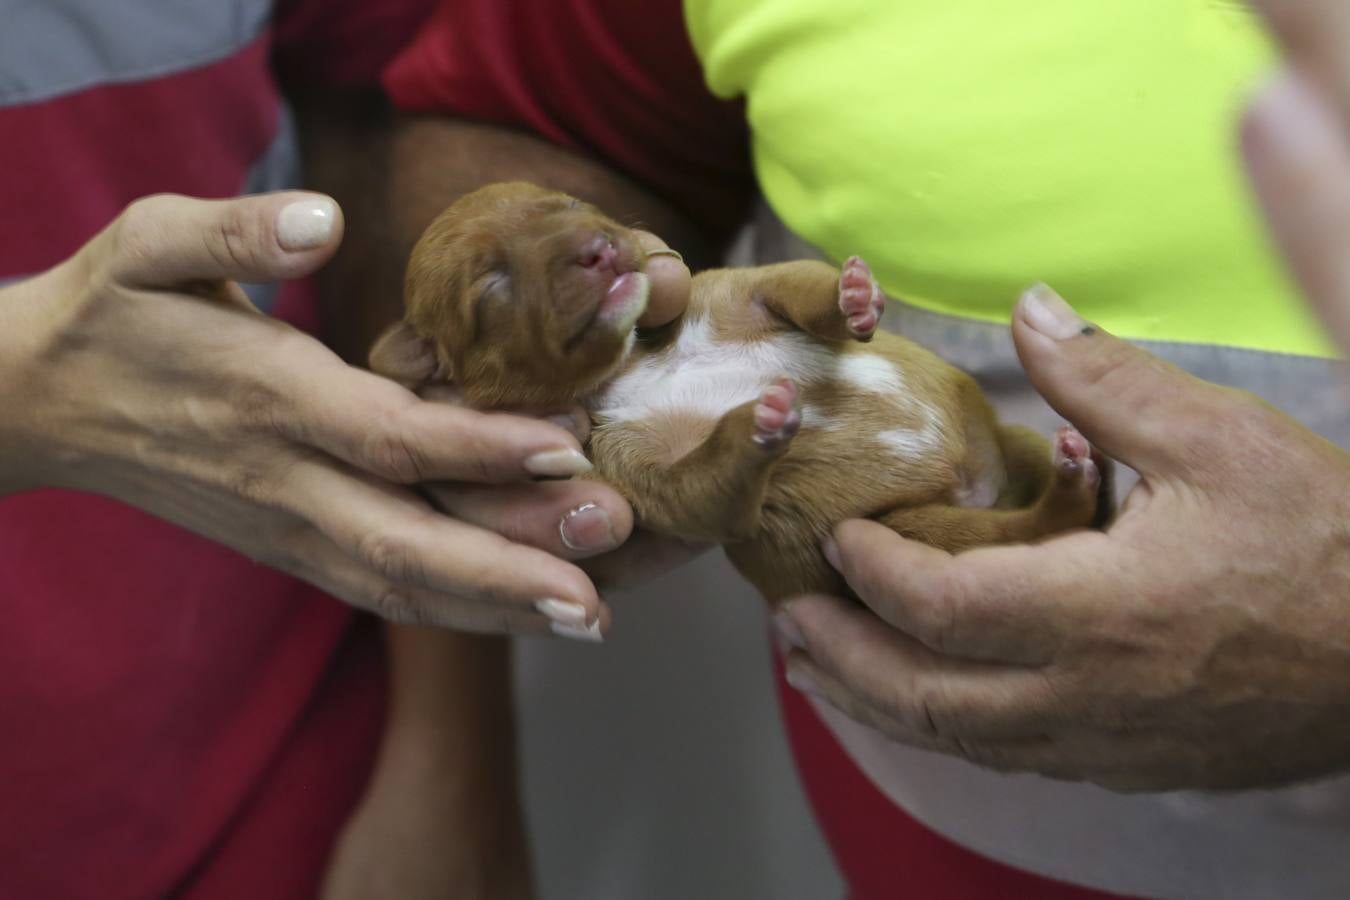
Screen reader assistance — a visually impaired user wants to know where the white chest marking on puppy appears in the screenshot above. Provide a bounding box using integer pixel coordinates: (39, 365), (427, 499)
(838, 353), (905, 395)
(590, 315), (836, 423)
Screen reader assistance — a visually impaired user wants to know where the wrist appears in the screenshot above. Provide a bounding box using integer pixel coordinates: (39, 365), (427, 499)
(0, 270), (71, 494)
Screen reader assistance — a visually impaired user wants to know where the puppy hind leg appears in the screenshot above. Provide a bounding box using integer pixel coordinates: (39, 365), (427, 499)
(877, 428), (1108, 552)
(599, 379), (803, 543)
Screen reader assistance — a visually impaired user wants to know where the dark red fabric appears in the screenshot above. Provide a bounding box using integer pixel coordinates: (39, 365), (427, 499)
(0, 4), (432, 896)
(774, 653), (1137, 900)
(272, 0), (436, 88)
(0, 37), (280, 277)
(382, 0), (756, 243)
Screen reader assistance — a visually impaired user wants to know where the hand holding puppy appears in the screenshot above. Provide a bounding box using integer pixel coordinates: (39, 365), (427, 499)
(0, 191), (623, 634)
(781, 287), (1350, 791)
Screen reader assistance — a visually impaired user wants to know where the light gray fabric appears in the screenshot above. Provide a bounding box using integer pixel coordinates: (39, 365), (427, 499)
(0, 0), (271, 107)
(515, 552), (844, 900)
(756, 206), (1350, 900)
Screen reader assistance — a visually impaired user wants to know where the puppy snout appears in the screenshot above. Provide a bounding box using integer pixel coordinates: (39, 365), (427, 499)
(577, 234), (617, 272)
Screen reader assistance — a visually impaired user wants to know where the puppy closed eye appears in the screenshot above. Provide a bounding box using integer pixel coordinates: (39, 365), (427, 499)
(478, 269), (511, 301)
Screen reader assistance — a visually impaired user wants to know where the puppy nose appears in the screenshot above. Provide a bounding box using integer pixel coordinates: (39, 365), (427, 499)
(577, 235), (616, 271)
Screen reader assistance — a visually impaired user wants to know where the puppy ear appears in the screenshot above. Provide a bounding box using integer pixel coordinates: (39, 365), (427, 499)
(369, 320), (447, 386)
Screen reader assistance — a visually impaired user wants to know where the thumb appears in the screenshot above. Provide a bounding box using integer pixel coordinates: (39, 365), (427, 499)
(1010, 283), (1213, 475)
(102, 191), (344, 290)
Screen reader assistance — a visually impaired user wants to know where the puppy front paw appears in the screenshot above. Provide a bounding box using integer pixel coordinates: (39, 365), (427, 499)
(753, 376), (802, 450)
(839, 256), (885, 340)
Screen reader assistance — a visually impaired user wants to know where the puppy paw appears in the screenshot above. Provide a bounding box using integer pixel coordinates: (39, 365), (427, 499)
(753, 377), (802, 450)
(839, 256), (885, 340)
(1033, 425), (1109, 532)
(1052, 426), (1101, 491)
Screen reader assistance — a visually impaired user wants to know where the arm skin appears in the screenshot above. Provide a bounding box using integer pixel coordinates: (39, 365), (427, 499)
(1246, 0), (1350, 356)
(291, 93), (715, 898)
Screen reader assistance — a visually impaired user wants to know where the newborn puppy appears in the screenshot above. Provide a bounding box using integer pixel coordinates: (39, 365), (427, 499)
(373, 182), (1109, 602)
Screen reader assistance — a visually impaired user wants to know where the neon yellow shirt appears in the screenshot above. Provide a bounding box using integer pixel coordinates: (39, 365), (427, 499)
(686, 0), (1332, 357)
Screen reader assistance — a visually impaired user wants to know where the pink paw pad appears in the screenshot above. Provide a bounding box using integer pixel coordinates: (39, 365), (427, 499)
(753, 376), (802, 450)
(1053, 426), (1101, 489)
(839, 255), (885, 339)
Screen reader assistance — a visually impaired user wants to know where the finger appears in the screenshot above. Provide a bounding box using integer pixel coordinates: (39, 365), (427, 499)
(280, 524), (611, 640)
(101, 191), (344, 289)
(270, 355), (592, 484)
(783, 651), (1065, 772)
(788, 661), (1201, 790)
(1254, 0), (1350, 120)
(1010, 283), (1226, 477)
(419, 384), (595, 446)
(424, 479), (634, 560)
(1243, 71), (1350, 355)
(633, 230), (691, 328)
(780, 594), (1067, 740)
(825, 519), (1109, 663)
(279, 460), (602, 621)
(580, 530), (711, 590)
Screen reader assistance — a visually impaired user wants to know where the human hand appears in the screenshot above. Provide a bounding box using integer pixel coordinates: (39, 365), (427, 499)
(779, 285), (1350, 792)
(1245, 0), (1350, 354)
(633, 228), (692, 328)
(0, 191), (613, 635)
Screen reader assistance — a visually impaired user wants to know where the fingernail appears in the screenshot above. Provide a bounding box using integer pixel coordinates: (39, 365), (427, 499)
(559, 503), (618, 552)
(524, 448), (593, 478)
(277, 197), (337, 251)
(774, 611), (806, 650)
(785, 665), (820, 696)
(534, 598), (589, 627)
(1020, 283), (1086, 340)
(550, 618), (604, 643)
(645, 247), (685, 264)
(821, 536), (842, 571)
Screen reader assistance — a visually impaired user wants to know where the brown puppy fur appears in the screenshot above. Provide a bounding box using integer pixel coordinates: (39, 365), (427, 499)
(373, 182), (1111, 604)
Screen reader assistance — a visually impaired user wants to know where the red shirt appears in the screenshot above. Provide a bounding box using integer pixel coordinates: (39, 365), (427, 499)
(0, 3), (429, 897)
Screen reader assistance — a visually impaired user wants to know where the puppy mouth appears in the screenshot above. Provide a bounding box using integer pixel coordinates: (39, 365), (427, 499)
(563, 270), (650, 351)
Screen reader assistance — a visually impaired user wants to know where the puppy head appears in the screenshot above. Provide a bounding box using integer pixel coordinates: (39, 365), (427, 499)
(372, 182), (650, 408)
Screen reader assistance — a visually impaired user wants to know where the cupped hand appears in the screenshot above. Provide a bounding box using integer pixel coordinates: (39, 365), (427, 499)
(0, 191), (616, 636)
(779, 285), (1350, 792)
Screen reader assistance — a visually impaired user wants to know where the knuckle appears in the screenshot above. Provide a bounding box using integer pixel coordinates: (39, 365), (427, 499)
(917, 571), (973, 653)
(490, 503), (540, 546)
(463, 425), (499, 483)
(911, 683), (952, 740)
(361, 425), (430, 483)
(110, 195), (173, 270)
(209, 205), (264, 274)
(224, 463), (278, 508)
(369, 587), (426, 625)
(355, 530), (421, 584)
(231, 379), (289, 434)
